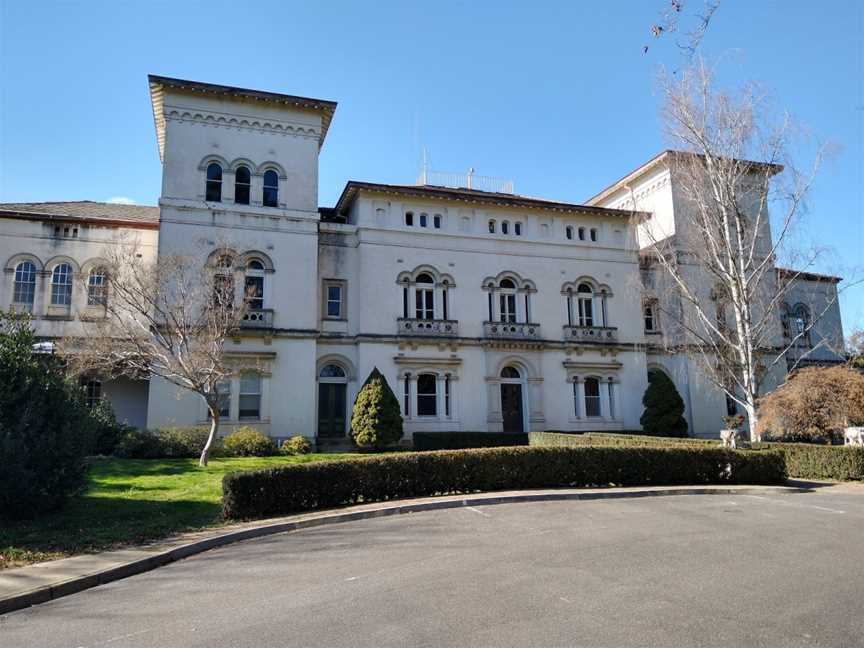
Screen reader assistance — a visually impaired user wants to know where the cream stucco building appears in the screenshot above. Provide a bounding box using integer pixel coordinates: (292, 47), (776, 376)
(0, 76), (846, 443)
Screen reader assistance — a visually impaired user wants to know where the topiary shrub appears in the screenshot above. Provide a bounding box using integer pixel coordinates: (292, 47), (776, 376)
(349, 367), (403, 449)
(640, 369), (689, 437)
(222, 426), (277, 457)
(281, 435), (312, 455)
(222, 445), (787, 519)
(0, 313), (95, 520)
(757, 366), (864, 442)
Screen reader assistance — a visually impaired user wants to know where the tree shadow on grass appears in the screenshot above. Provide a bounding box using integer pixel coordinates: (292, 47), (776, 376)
(0, 495), (224, 565)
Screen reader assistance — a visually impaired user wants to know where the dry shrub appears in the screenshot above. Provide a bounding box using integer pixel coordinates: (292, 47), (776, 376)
(757, 366), (864, 442)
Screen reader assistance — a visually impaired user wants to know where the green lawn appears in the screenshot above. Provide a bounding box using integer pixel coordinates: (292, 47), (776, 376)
(0, 454), (364, 570)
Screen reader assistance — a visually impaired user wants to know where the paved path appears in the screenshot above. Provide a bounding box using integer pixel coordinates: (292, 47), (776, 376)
(2, 490), (863, 647)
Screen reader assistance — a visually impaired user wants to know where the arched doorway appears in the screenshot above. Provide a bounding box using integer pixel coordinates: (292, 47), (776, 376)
(500, 365), (525, 433)
(318, 364), (347, 438)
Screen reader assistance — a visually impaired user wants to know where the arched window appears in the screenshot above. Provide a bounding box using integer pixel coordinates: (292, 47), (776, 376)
(81, 378), (102, 409)
(51, 263), (73, 306)
(234, 166), (251, 205)
(499, 278), (517, 323)
(205, 163), (222, 202)
(415, 273), (435, 320)
(262, 170), (279, 207)
(239, 371), (261, 419)
(319, 364), (346, 379)
(419, 212), (428, 227)
(13, 261), (36, 308)
(417, 373), (438, 416)
(793, 305), (811, 347)
(87, 267), (108, 306)
(577, 283), (594, 326)
(565, 226), (573, 240)
(584, 377), (601, 417)
(244, 260), (265, 310)
(502, 221), (510, 235)
(590, 228), (598, 242)
(514, 222), (522, 236)
(433, 214), (442, 229)
(500, 366), (520, 379)
(488, 219), (496, 234)
(578, 227), (586, 241)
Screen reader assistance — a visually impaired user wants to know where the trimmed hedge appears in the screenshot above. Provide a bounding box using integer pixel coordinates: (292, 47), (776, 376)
(222, 445), (786, 519)
(762, 443), (864, 481)
(114, 427), (217, 459)
(529, 431), (713, 449)
(413, 432), (529, 451)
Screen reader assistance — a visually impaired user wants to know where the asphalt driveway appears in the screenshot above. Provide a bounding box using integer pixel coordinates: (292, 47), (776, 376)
(3, 490), (863, 648)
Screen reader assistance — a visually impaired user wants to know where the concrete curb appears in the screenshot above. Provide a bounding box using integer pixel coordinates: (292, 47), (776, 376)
(0, 484), (807, 615)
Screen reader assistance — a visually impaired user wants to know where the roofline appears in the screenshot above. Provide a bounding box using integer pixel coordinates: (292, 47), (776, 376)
(585, 150), (784, 206)
(147, 75), (338, 162)
(0, 209), (160, 230)
(334, 181), (648, 220)
(777, 267), (842, 284)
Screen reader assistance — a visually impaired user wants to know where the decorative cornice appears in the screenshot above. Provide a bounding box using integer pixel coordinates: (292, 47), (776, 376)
(164, 108), (320, 141)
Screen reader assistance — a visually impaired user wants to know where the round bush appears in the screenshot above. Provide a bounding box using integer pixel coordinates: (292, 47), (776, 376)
(223, 427), (277, 457)
(281, 435), (311, 455)
(0, 314), (95, 520)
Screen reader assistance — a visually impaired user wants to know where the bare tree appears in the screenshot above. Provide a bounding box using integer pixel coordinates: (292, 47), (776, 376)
(645, 0), (720, 57)
(61, 239), (249, 466)
(847, 328), (864, 369)
(629, 60), (844, 441)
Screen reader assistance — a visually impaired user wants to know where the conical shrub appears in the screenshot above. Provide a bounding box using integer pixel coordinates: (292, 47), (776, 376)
(350, 367), (404, 449)
(640, 369), (689, 437)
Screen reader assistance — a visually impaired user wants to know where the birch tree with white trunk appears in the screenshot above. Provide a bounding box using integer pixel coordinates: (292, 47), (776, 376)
(61, 239), (249, 466)
(631, 60), (840, 441)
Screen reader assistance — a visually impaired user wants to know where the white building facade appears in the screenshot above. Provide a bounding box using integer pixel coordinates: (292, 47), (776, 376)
(0, 76), (846, 442)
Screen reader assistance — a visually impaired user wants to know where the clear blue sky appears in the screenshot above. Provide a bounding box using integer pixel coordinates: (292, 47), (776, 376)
(1, 1), (861, 331)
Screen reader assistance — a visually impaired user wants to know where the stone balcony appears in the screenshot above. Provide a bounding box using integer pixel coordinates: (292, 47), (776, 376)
(397, 318), (459, 337)
(483, 321), (541, 339)
(241, 308), (274, 329)
(563, 325), (618, 343)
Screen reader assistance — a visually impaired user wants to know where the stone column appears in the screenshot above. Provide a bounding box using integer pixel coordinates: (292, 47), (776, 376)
(436, 374), (446, 420)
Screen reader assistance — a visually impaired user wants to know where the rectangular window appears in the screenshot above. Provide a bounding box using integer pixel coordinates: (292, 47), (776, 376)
(405, 211), (414, 226)
(444, 376), (451, 417)
(442, 289), (448, 320)
(403, 287), (409, 319)
(419, 213), (428, 228)
(644, 305), (656, 332)
(607, 381), (615, 419)
(416, 289), (433, 320)
(487, 292), (493, 321)
(322, 281), (346, 320)
(572, 381), (579, 417)
(326, 285), (342, 318)
(238, 372), (261, 420)
(245, 276), (264, 310)
(584, 378), (601, 417)
(500, 294), (516, 323)
(81, 379), (102, 409)
(214, 380), (231, 419)
(404, 376), (410, 417)
(416, 374), (437, 416)
(433, 214), (441, 229)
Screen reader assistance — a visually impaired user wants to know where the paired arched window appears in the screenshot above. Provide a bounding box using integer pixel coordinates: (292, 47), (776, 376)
(205, 163), (223, 202)
(262, 170), (279, 207)
(87, 267), (108, 306)
(564, 280), (610, 328)
(416, 373), (438, 416)
(576, 283), (594, 326)
(13, 261), (36, 307)
(399, 267), (453, 322)
(212, 255), (235, 308)
(51, 263), (73, 307)
(414, 273), (435, 320)
(498, 278), (517, 323)
(234, 165), (251, 205)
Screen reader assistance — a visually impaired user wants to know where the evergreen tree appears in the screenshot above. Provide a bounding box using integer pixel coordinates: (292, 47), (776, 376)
(350, 367), (403, 449)
(640, 369), (689, 437)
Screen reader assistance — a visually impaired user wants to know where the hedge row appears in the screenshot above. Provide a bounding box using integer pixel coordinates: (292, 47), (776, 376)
(529, 431), (713, 449)
(762, 443), (864, 481)
(413, 432), (528, 451)
(222, 445), (786, 519)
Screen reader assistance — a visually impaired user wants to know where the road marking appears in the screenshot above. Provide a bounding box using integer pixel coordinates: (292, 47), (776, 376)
(743, 495), (845, 514)
(560, 596), (572, 604)
(465, 506), (492, 518)
(345, 576), (358, 581)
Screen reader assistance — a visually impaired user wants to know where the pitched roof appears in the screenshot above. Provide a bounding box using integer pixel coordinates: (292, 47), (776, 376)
(148, 75), (338, 161)
(335, 181), (645, 219)
(0, 201), (160, 229)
